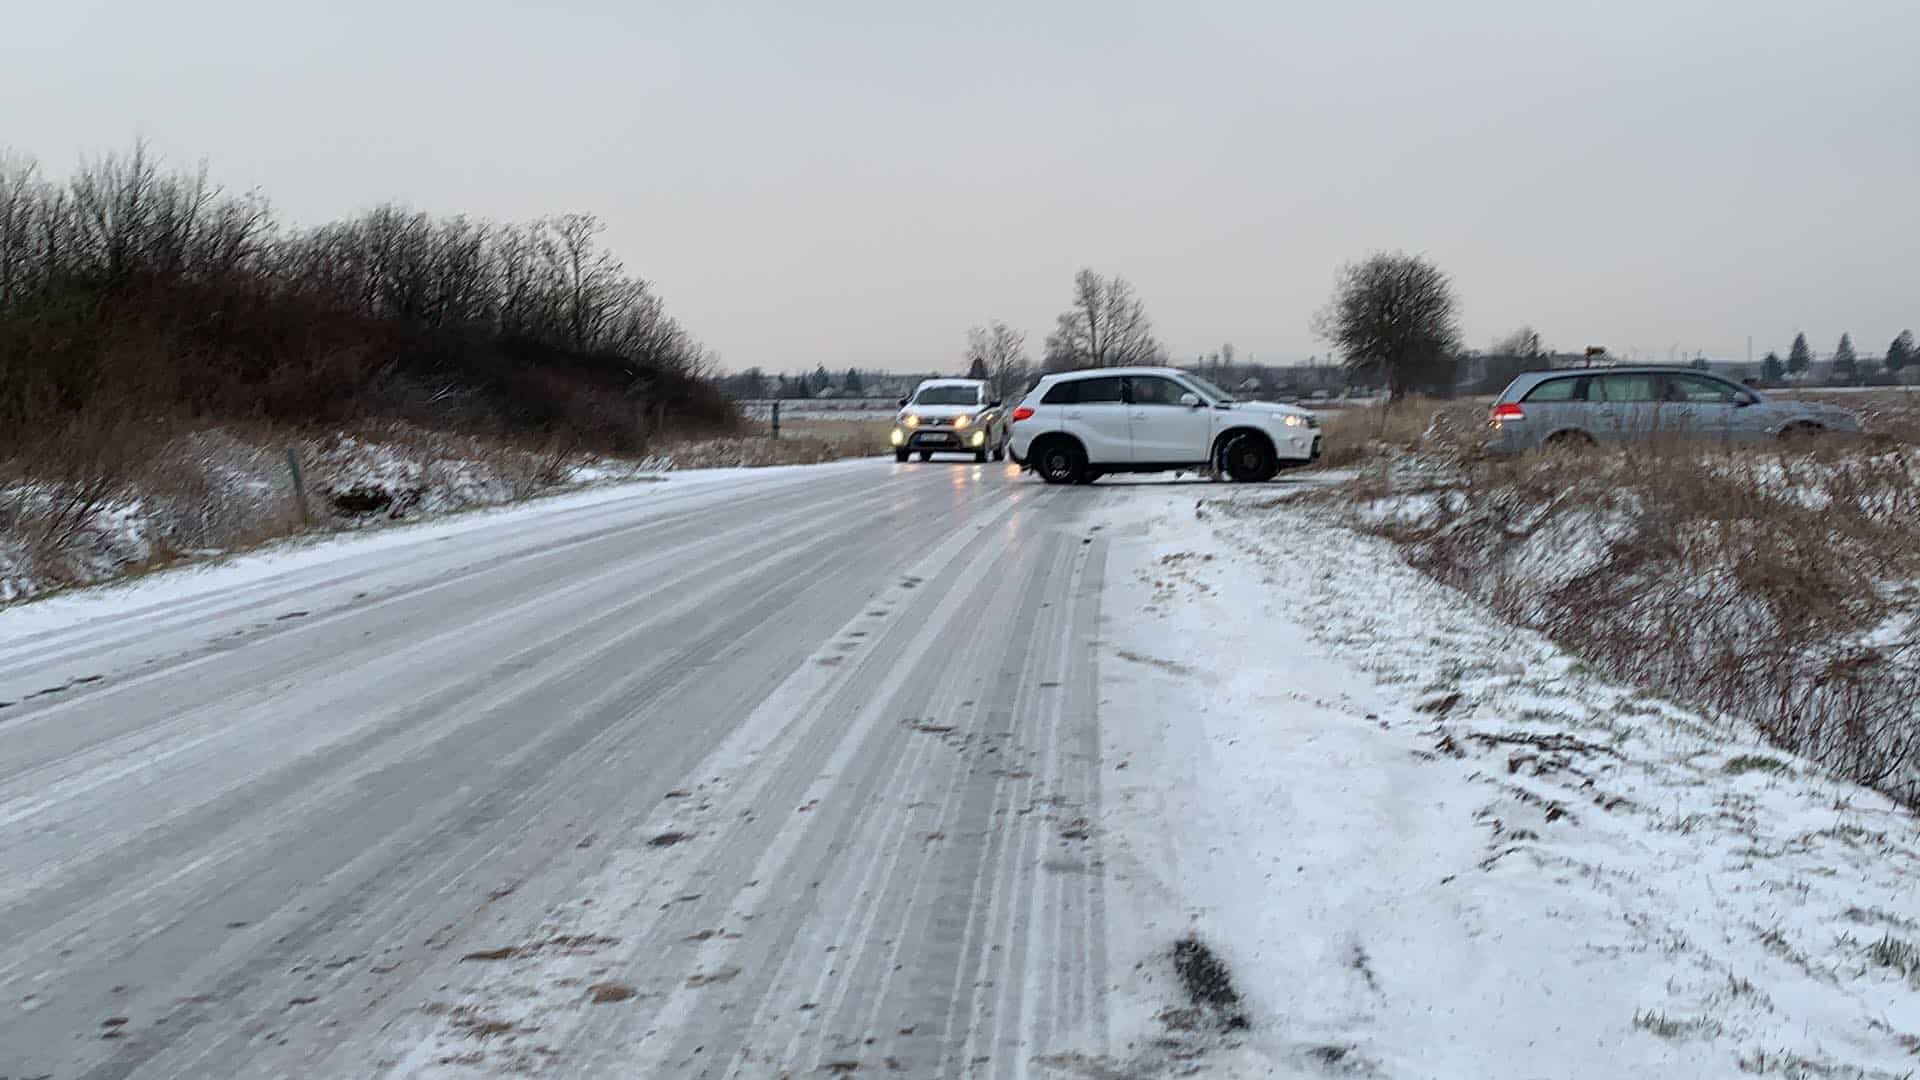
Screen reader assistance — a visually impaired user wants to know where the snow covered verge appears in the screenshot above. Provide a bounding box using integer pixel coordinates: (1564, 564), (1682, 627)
(0, 423), (661, 605)
(1087, 483), (1920, 1079)
(1318, 447), (1920, 811)
(0, 419), (891, 606)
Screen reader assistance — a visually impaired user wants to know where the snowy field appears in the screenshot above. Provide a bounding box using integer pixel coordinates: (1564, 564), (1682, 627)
(736, 398), (901, 421)
(0, 459), (1913, 1078)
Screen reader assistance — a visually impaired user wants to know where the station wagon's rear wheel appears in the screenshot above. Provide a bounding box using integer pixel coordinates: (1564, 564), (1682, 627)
(1778, 422), (1825, 442)
(1543, 430), (1595, 452)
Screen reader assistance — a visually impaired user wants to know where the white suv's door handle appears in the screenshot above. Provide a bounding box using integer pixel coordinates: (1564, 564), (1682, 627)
(1129, 410), (1148, 419)
(1064, 409), (1083, 419)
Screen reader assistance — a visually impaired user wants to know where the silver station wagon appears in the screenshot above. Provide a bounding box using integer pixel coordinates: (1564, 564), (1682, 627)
(1486, 366), (1862, 452)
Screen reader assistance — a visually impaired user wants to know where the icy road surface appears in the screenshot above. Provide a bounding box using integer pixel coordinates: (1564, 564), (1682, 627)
(1, 459), (1118, 1078)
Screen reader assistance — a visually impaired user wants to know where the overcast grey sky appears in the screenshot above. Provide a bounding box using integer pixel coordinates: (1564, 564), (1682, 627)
(7, 0), (1917, 372)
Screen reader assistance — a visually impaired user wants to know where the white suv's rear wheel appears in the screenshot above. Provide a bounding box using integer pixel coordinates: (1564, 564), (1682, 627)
(1034, 441), (1085, 485)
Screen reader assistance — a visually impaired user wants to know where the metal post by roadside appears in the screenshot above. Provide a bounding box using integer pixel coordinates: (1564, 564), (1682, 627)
(771, 401), (781, 440)
(285, 447), (312, 526)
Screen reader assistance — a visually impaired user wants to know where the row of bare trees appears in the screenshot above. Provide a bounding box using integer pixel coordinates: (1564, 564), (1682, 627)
(281, 208), (706, 366)
(0, 146), (275, 302)
(1, 144), (719, 444)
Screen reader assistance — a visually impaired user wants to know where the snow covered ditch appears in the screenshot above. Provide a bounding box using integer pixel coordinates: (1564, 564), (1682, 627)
(1089, 483), (1920, 1079)
(0, 424), (663, 605)
(1325, 448), (1920, 810)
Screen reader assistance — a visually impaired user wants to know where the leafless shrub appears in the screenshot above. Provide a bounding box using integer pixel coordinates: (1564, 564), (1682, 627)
(137, 428), (295, 551)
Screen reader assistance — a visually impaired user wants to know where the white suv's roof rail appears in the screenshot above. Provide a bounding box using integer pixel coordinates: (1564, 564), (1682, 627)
(1033, 366), (1186, 380)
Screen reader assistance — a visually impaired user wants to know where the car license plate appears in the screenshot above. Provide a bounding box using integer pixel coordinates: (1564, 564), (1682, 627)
(926, 434), (953, 444)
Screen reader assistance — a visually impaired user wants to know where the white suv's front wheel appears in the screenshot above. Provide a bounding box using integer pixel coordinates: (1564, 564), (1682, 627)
(1220, 432), (1279, 483)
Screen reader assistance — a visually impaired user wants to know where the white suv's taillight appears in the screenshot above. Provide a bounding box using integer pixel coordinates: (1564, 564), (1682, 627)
(1011, 406), (1035, 423)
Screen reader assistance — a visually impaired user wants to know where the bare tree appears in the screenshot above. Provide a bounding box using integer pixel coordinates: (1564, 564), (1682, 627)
(1042, 269), (1163, 371)
(1313, 252), (1461, 400)
(1491, 325), (1545, 360)
(0, 152), (49, 304)
(964, 322), (1032, 402)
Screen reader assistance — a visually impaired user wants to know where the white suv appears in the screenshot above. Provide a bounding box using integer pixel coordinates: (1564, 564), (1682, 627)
(1007, 367), (1321, 484)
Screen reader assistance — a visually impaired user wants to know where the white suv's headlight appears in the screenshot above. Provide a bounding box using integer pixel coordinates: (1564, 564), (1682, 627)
(1281, 414), (1309, 427)
(903, 414), (921, 428)
(953, 414), (972, 430)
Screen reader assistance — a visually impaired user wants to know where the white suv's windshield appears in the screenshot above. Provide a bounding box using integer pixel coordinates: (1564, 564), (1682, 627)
(912, 386), (981, 406)
(1182, 374), (1235, 403)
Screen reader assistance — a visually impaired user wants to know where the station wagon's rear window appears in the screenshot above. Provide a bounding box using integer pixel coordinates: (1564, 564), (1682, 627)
(1591, 374), (1661, 403)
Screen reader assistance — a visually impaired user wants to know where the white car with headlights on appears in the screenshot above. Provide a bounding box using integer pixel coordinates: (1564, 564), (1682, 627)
(890, 379), (1010, 463)
(1007, 367), (1321, 484)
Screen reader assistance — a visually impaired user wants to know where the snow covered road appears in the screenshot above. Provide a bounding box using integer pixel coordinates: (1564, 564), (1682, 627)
(0, 458), (1114, 1078)
(3, 457), (1916, 1079)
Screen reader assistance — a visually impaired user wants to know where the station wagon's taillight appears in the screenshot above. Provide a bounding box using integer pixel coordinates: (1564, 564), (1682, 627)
(1490, 402), (1525, 422)
(1011, 406), (1035, 422)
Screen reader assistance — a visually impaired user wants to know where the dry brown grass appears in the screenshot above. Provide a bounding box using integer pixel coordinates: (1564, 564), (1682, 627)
(1326, 438), (1920, 806)
(1315, 397), (1489, 468)
(0, 415), (640, 604)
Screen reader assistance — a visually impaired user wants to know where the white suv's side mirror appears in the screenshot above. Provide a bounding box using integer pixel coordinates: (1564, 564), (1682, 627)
(1179, 392), (1201, 408)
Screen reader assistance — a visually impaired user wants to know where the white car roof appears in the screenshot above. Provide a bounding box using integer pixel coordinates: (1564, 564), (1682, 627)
(914, 378), (987, 388)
